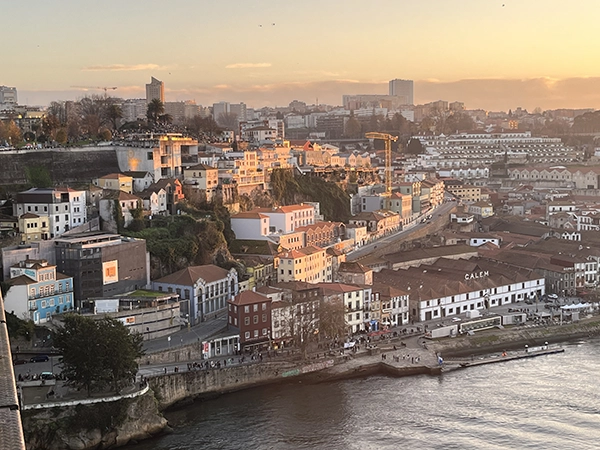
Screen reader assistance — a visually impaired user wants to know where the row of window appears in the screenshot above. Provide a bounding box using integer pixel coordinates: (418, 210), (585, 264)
(37, 296), (69, 308)
(244, 329), (268, 340)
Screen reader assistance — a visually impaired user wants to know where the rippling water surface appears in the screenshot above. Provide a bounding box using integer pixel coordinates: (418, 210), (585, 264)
(130, 339), (600, 450)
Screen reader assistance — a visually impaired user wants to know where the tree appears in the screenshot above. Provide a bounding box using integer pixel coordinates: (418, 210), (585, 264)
(318, 298), (347, 341)
(105, 103), (123, 130)
(281, 296), (319, 358)
(216, 112), (238, 129)
(41, 114), (61, 139)
(146, 99), (164, 125)
(406, 138), (425, 155)
(99, 128), (112, 141)
(344, 114), (362, 138)
(0, 120), (22, 146)
(53, 314), (106, 396)
(96, 317), (144, 394)
(25, 165), (53, 188)
(159, 113), (173, 125)
(78, 95), (107, 138)
(55, 128), (68, 145)
(443, 112), (475, 134)
(53, 314), (144, 396)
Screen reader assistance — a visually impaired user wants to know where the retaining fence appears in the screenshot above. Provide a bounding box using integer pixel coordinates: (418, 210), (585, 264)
(22, 384), (149, 411)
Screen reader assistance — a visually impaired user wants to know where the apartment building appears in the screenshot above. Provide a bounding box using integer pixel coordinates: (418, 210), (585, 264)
(13, 188), (87, 238)
(94, 173), (133, 194)
(4, 259), (74, 324)
(115, 133), (199, 180)
(276, 246), (329, 284)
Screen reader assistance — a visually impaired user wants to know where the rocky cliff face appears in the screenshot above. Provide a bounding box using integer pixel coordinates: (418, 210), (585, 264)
(22, 390), (167, 450)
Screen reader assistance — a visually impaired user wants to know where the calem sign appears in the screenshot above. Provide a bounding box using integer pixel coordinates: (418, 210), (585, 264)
(464, 270), (489, 281)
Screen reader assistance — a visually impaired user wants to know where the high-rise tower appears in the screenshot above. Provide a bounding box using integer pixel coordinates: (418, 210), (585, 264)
(146, 77), (164, 104)
(388, 79), (413, 105)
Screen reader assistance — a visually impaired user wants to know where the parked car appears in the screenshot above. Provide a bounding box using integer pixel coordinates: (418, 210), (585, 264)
(13, 359), (28, 366)
(451, 317), (462, 322)
(30, 355), (49, 363)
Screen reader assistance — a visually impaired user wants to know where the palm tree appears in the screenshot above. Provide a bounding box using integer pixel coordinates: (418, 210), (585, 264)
(146, 99), (164, 125)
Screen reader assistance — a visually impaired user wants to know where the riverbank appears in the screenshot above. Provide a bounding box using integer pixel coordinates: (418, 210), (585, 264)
(24, 317), (600, 449)
(149, 318), (600, 411)
(429, 316), (600, 358)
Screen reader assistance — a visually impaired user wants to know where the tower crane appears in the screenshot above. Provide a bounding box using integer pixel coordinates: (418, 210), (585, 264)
(365, 132), (398, 196)
(70, 86), (118, 96)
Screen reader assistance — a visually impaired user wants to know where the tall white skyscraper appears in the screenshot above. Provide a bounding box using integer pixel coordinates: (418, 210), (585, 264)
(388, 79), (414, 105)
(146, 77), (164, 104)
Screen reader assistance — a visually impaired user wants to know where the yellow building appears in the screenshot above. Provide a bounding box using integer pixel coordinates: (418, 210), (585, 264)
(446, 184), (482, 203)
(384, 192), (412, 225)
(18, 213), (50, 243)
(95, 173), (133, 194)
(276, 245), (327, 284)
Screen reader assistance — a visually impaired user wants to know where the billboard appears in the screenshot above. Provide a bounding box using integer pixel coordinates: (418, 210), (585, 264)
(102, 260), (119, 285)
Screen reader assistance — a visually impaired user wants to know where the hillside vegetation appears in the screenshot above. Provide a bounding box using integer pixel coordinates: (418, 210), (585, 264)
(270, 169), (351, 222)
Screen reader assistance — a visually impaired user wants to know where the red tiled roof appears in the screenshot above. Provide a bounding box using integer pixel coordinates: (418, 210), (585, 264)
(229, 290), (270, 306)
(155, 265), (231, 286)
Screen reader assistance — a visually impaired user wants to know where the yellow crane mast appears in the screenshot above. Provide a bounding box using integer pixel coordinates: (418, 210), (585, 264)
(365, 132), (398, 196)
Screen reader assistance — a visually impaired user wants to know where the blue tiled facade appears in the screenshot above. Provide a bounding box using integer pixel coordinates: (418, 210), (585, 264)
(6, 260), (75, 324)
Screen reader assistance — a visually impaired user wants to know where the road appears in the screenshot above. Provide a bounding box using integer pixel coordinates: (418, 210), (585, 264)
(142, 313), (228, 353)
(347, 200), (456, 261)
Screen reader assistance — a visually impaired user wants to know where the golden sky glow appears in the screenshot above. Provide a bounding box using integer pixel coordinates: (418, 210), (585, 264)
(4, 0), (600, 110)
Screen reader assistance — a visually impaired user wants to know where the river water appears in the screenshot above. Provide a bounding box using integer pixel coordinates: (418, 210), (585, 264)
(130, 339), (600, 450)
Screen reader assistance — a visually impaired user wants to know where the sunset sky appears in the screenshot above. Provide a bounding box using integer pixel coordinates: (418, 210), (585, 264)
(4, 0), (600, 110)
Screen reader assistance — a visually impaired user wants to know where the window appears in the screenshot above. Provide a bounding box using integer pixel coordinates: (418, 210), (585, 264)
(244, 306), (249, 313)
(262, 328), (268, 336)
(245, 331), (250, 339)
(253, 315), (259, 324)
(262, 302), (267, 310)
(244, 317), (250, 326)
(254, 330), (259, 338)
(253, 304), (258, 312)
(262, 314), (267, 323)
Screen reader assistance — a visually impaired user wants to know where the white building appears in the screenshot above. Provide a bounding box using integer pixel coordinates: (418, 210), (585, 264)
(13, 188), (87, 238)
(0, 85), (18, 110)
(374, 258), (545, 322)
(115, 134), (198, 180)
(153, 265), (239, 325)
(230, 212), (270, 240)
(146, 77), (164, 103)
(319, 283), (367, 334)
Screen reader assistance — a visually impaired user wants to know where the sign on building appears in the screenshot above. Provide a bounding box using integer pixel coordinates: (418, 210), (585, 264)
(102, 260), (119, 284)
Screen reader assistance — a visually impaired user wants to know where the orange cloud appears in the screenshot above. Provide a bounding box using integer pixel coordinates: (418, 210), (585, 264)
(82, 64), (165, 71)
(225, 63), (272, 69)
